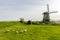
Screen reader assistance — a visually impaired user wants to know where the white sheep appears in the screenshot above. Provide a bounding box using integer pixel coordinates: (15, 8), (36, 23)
(5, 30), (10, 33)
(24, 29), (27, 32)
(15, 31), (19, 34)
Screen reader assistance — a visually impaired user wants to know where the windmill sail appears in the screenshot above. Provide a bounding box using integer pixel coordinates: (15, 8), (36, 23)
(49, 11), (57, 13)
(47, 4), (49, 12)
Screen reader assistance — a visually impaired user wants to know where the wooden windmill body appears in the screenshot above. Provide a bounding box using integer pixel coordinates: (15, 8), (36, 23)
(43, 4), (57, 23)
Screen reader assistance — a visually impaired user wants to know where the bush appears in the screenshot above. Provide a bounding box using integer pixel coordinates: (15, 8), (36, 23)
(32, 21), (40, 25)
(27, 20), (32, 25)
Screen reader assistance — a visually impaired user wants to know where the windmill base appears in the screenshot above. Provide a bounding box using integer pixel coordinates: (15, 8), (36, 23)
(43, 19), (50, 24)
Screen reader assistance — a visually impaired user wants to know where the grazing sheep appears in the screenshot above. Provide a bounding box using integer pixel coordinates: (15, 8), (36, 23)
(15, 31), (19, 34)
(24, 29), (27, 32)
(5, 30), (10, 33)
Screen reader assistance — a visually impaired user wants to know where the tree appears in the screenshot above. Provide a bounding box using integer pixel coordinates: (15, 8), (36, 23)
(20, 18), (24, 23)
(27, 20), (32, 25)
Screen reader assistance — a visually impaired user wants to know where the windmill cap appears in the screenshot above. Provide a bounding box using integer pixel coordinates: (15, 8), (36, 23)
(43, 12), (49, 14)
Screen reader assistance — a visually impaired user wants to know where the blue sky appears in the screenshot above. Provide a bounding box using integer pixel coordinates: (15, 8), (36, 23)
(0, 0), (60, 21)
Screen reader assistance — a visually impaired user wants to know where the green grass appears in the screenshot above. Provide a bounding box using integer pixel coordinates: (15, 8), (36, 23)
(0, 21), (60, 40)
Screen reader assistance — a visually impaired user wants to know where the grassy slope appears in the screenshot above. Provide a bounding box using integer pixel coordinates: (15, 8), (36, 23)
(0, 21), (60, 40)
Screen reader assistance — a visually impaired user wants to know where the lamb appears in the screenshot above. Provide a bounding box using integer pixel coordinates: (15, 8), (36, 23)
(15, 31), (19, 34)
(5, 29), (10, 33)
(24, 29), (27, 32)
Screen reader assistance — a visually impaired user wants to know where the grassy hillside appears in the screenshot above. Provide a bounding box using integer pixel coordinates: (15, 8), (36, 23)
(0, 21), (60, 40)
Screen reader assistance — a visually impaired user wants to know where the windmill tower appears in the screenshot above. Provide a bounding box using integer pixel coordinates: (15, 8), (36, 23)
(43, 4), (57, 23)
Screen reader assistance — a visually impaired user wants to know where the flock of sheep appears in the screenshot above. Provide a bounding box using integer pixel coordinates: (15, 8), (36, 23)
(5, 29), (27, 34)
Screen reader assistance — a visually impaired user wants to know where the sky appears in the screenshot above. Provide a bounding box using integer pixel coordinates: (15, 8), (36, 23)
(0, 0), (60, 21)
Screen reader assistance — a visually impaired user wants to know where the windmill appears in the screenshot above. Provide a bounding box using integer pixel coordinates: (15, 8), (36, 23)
(43, 4), (57, 23)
